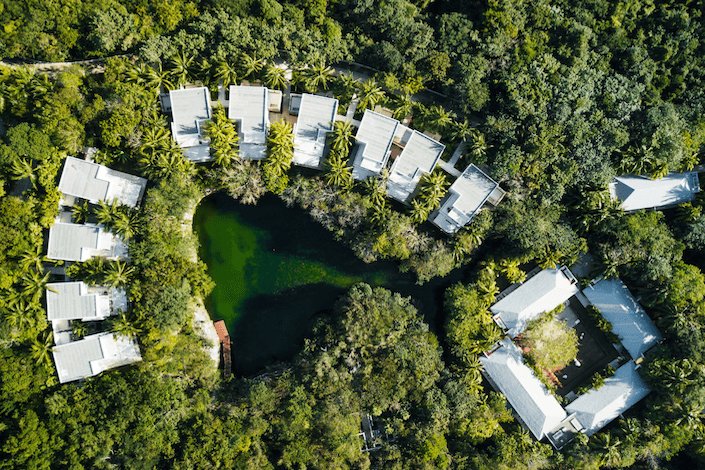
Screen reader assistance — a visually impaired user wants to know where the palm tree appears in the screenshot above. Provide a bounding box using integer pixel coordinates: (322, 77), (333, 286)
(103, 260), (135, 289)
(30, 331), (55, 368)
(499, 258), (526, 284)
(205, 104), (240, 167)
(325, 153), (353, 189)
(451, 119), (474, 143)
(676, 202), (702, 223)
(141, 125), (171, 150)
(332, 72), (359, 103)
(426, 105), (456, 133)
(71, 201), (92, 224)
(10, 158), (36, 188)
(303, 63), (335, 93)
(590, 432), (622, 467)
(650, 161), (670, 180)
(95, 200), (118, 228)
(215, 61), (238, 88)
(599, 253), (620, 279)
(470, 131), (490, 161)
(5, 294), (39, 329)
(169, 51), (196, 87)
(239, 52), (265, 80)
(19, 246), (51, 273)
(356, 79), (385, 113)
(263, 63), (288, 90)
(145, 62), (175, 94)
(266, 120), (295, 171)
(110, 311), (141, 339)
(112, 210), (140, 240)
(363, 172), (388, 207)
(419, 170), (449, 202)
(409, 199), (431, 224)
(197, 58), (214, 86)
(71, 320), (87, 340)
(680, 151), (700, 172)
(126, 61), (150, 86)
(464, 359), (484, 394)
(393, 93), (414, 121)
(21, 270), (53, 303)
(329, 120), (355, 154)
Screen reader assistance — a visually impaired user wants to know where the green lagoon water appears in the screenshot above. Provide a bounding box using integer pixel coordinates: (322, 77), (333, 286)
(194, 192), (466, 375)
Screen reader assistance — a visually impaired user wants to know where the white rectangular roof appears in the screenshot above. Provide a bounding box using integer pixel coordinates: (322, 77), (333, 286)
(46, 282), (111, 321)
(609, 172), (700, 211)
(481, 338), (567, 440)
(169, 87), (211, 147)
(228, 85), (269, 160)
(53, 332), (141, 383)
(352, 110), (398, 181)
(491, 266), (579, 337)
(58, 157), (147, 207)
(293, 93), (338, 168)
(387, 131), (444, 203)
(431, 164), (500, 234)
(47, 223), (127, 262)
(565, 361), (650, 436)
(583, 279), (662, 358)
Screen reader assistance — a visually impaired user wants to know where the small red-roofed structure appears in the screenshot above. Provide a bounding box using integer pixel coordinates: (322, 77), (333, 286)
(214, 320), (231, 378)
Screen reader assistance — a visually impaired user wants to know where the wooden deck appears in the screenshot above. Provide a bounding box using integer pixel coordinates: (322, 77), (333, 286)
(214, 320), (232, 378)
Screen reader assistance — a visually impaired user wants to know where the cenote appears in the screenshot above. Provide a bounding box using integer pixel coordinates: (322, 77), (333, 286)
(194, 192), (470, 376)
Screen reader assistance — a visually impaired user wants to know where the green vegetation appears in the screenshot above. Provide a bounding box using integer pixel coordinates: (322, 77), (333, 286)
(520, 311), (579, 374)
(2, 0), (705, 468)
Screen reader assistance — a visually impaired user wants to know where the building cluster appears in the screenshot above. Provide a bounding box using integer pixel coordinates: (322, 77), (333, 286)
(46, 156), (146, 383)
(166, 84), (506, 234)
(481, 266), (662, 449)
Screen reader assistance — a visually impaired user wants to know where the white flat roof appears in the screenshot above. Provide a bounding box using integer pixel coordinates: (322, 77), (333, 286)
(352, 110), (398, 181)
(481, 338), (567, 440)
(293, 93), (338, 168)
(46, 282), (111, 321)
(491, 266), (579, 337)
(609, 172), (700, 211)
(169, 87), (211, 147)
(58, 157), (147, 207)
(228, 85), (268, 160)
(52, 332), (141, 383)
(583, 279), (662, 358)
(47, 223), (127, 262)
(431, 164), (499, 234)
(387, 131), (444, 203)
(565, 361), (650, 436)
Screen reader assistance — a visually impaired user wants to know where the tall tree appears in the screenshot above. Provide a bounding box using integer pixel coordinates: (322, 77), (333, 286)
(263, 63), (288, 90)
(356, 79), (385, 113)
(30, 331), (54, 368)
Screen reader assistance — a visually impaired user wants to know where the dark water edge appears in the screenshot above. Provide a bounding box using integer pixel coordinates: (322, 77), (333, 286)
(193, 192), (472, 376)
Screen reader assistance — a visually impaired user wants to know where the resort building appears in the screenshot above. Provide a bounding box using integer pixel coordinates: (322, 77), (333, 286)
(47, 223), (128, 262)
(46, 282), (126, 322)
(351, 110), (399, 181)
(58, 157), (147, 208)
(608, 172), (700, 211)
(386, 130), (444, 204)
(168, 87), (212, 162)
(228, 85), (269, 160)
(481, 338), (568, 441)
(564, 361), (651, 436)
(490, 266), (580, 338)
(52, 332), (142, 383)
(292, 93), (339, 169)
(583, 279), (662, 359)
(430, 164), (505, 234)
(482, 272), (660, 448)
